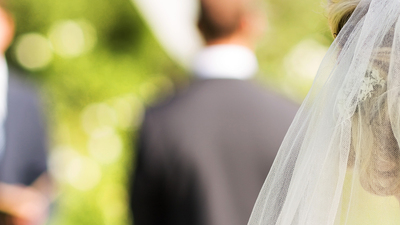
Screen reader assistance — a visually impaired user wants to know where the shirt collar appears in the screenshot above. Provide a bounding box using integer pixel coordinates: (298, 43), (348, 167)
(192, 44), (258, 80)
(0, 56), (7, 81)
(0, 56), (8, 115)
(0, 56), (8, 162)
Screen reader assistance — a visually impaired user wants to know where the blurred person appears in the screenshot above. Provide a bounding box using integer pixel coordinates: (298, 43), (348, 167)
(130, 0), (298, 224)
(0, 2), (50, 225)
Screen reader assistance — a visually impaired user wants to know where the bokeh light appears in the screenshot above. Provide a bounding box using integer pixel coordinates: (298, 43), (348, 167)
(109, 95), (145, 130)
(49, 20), (97, 58)
(284, 39), (329, 81)
(66, 156), (102, 191)
(49, 146), (81, 183)
(81, 103), (118, 135)
(88, 127), (123, 165)
(14, 33), (53, 70)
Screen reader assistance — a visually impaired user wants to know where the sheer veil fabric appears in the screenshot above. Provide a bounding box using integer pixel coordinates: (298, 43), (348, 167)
(248, 0), (400, 224)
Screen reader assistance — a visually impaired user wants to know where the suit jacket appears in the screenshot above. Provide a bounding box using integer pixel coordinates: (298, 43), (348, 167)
(131, 79), (298, 225)
(0, 70), (47, 186)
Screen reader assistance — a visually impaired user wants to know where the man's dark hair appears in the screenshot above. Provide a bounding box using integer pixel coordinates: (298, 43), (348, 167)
(197, 0), (243, 42)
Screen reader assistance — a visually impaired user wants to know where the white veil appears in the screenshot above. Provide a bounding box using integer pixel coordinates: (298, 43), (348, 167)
(249, 0), (400, 224)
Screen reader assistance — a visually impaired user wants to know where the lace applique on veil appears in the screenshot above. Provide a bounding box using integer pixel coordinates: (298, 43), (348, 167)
(358, 68), (386, 102)
(336, 67), (386, 118)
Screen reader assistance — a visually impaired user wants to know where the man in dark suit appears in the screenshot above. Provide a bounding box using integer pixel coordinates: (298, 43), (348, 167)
(0, 3), (50, 225)
(130, 0), (298, 224)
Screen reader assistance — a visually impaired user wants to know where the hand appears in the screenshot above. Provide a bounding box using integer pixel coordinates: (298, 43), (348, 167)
(0, 183), (49, 225)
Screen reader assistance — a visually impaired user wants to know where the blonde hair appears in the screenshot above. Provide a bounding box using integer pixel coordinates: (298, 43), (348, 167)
(328, 1), (400, 196)
(327, 0), (360, 38)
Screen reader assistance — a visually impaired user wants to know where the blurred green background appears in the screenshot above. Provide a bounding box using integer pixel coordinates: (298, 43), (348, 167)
(5, 0), (332, 224)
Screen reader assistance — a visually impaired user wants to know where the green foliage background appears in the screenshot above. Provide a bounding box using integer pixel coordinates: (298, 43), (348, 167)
(5, 0), (332, 224)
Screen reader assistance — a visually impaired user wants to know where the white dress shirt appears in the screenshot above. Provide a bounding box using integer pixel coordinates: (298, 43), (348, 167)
(192, 44), (258, 80)
(0, 56), (8, 161)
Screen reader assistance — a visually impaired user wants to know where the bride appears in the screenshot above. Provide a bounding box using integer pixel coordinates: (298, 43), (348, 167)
(249, 0), (400, 224)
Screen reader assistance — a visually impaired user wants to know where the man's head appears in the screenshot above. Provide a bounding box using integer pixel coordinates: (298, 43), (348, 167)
(0, 1), (14, 54)
(197, 0), (265, 49)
